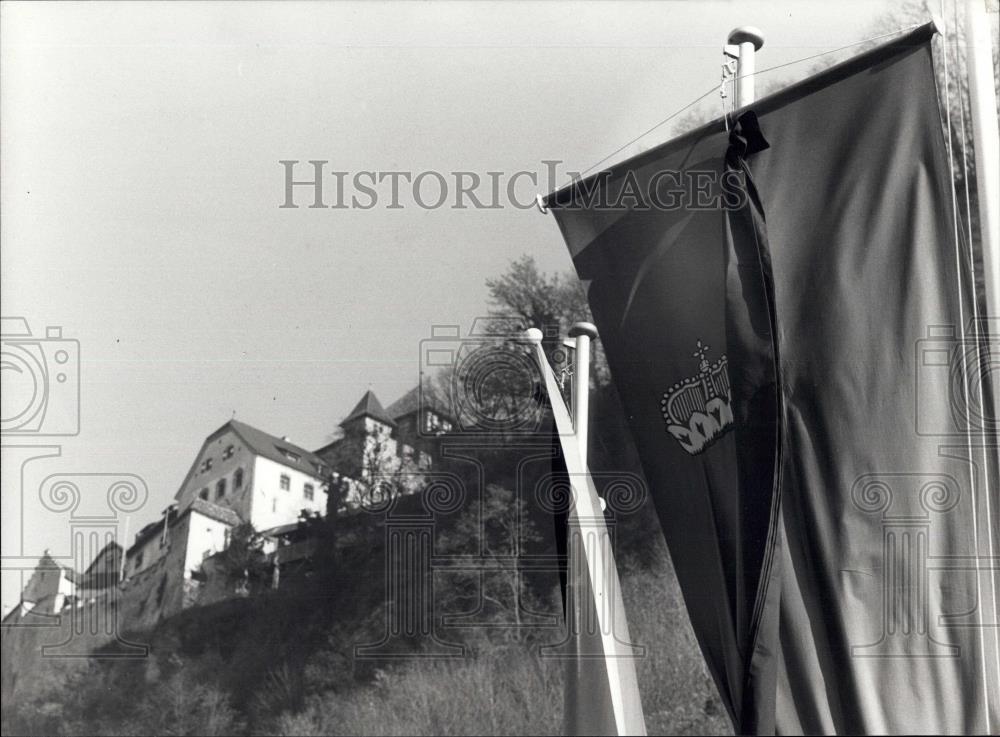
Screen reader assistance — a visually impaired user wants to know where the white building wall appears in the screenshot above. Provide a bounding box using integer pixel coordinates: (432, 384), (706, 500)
(51, 570), (75, 612)
(176, 428), (256, 521)
(182, 511), (233, 579)
(249, 456), (327, 531)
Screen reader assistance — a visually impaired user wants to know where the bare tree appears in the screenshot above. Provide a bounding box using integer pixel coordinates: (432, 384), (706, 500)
(437, 485), (551, 644)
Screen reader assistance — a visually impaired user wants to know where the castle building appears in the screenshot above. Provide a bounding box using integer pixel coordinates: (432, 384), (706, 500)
(315, 390), (403, 482)
(173, 420), (330, 534)
(9, 386), (455, 629)
(8, 541), (122, 621)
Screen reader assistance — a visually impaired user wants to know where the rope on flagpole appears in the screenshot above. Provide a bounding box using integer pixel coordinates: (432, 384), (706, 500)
(552, 22), (929, 189)
(575, 85), (720, 179)
(741, 22), (925, 80)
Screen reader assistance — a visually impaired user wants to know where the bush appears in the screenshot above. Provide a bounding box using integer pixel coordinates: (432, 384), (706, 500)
(273, 651), (562, 736)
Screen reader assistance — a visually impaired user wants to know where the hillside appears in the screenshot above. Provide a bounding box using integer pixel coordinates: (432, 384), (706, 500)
(2, 485), (730, 735)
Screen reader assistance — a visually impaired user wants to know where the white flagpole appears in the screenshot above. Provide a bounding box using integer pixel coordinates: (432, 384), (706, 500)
(524, 326), (646, 736)
(727, 26), (765, 109)
(118, 516), (130, 582)
(964, 0), (1000, 315)
(962, 3), (1000, 725)
(568, 323), (595, 467)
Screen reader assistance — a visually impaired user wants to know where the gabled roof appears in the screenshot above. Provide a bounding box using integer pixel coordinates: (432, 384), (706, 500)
(340, 390), (397, 427)
(227, 420), (329, 477)
(385, 383), (453, 421)
(127, 499), (242, 557)
(82, 542), (122, 576)
(173, 419), (328, 503)
(189, 498), (242, 527)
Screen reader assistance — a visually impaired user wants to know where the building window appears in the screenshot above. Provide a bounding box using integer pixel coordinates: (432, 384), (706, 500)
(304, 483), (314, 501)
(199, 488), (209, 501)
(280, 474), (291, 491)
(234, 467), (244, 489)
(216, 479), (226, 499)
(201, 458), (213, 472)
(223, 445), (235, 460)
(280, 448), (300, 462)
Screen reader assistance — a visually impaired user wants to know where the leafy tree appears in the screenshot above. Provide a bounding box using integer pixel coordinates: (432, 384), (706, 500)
(485, 255), (590, 338)
(220, 522), (268, 593)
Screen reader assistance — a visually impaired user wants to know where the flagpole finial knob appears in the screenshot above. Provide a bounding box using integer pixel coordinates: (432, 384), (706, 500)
(568, 322), (598, 340)
(727, 26), (764, 50)
(522, 327), (544, 344)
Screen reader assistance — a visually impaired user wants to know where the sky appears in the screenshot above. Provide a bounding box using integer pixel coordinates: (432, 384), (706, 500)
(0, 0), (906, 613)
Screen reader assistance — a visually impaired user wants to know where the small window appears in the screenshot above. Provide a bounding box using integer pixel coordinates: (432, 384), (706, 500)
(199, 488), (209, 501)
(201, 458), (213, 472)
(280, 448), (300, 462)
(216, 479), (226, 499)
(234, 467), (244, 489)
(223, 445), (235, 460)
(304, 483), (314, 501)
(280, 474), (290, 491)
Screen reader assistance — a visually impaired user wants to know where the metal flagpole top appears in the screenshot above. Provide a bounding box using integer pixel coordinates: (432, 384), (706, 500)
(522, 327), (544, 344)
(727, 26), (764, 109)
(568, 322), (598, 340)
(727, 26), (765, 50)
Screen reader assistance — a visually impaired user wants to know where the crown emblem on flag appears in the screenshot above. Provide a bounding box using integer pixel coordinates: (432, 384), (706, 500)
(661, 340), (733, 455)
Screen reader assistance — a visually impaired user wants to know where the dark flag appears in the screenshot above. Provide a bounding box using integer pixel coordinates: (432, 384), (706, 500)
(544, 23), (998, 734)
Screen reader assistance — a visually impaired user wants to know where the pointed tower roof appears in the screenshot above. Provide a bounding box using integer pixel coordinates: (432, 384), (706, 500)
(340, 390), (397, 427)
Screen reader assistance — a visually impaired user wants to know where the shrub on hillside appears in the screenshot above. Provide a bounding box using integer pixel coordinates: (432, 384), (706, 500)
(273, 651), (562, 736)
